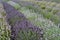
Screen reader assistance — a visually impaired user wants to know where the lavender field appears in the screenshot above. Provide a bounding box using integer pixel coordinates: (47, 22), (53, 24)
(0, 0), (60, 40)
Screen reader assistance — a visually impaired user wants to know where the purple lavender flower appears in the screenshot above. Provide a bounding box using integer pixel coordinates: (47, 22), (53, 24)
(3, 2), (43, 40)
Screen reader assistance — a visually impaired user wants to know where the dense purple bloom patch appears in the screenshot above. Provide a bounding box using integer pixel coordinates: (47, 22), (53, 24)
(3, 2), (43, 40)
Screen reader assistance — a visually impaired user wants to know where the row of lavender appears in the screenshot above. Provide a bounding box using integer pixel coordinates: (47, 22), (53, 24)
(0, 1), (60, 40)
(12, 1), (60, 40)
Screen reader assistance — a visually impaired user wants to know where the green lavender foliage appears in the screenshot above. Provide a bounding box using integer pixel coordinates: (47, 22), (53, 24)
(16, 27), (42, 40)
(0, 13), (10, 40)
(0, 14), (10, 40)
(0, 3), (10, 40)
(34, 1), (60, 25)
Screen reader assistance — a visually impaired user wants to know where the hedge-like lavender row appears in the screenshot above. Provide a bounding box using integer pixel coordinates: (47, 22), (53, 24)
(3, 2), (44, 40)
(7, 1), (60, 40)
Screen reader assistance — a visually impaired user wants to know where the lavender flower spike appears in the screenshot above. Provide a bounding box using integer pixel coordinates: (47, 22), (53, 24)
(3, 2), (44, 40)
